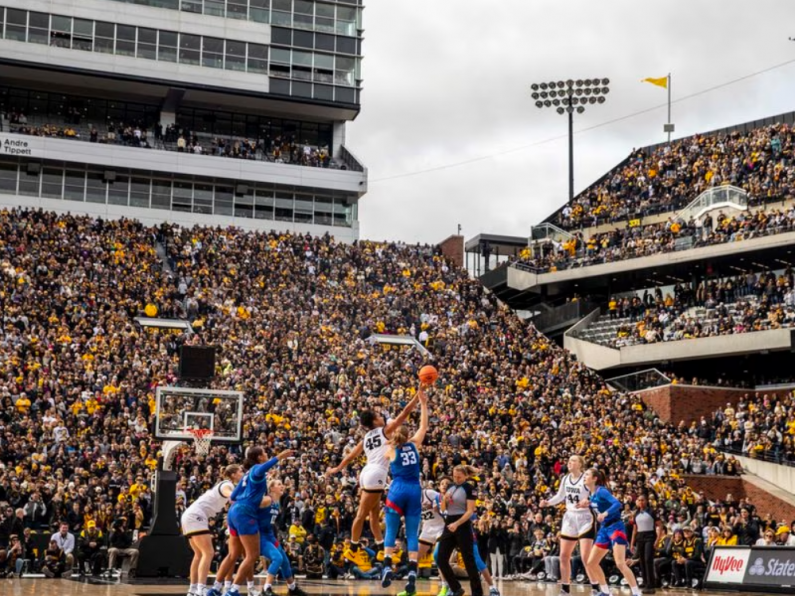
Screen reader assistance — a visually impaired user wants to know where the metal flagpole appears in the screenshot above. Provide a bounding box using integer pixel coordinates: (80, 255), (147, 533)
(667, 73), (672, 144)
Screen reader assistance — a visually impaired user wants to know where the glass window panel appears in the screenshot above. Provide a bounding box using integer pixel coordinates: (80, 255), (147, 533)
(294, 196), (313, 223)
(271, 27), (291, 45)
(116, 40), (135, 56)
(215, 187), (233, 216)
(6, 9), (26, 26)
(0, 162), (17, 193)
(271, 11), (291, 26)
(294, 1), (314, 14)
(315, 32), (334, 50)
(275, 194), (293, 221)
(316, 3), (334, 18)
(292, 51), (312, 66)
(336, 36), (356, 54)
(159, 46), (177, 62)
(181, 0), (203, 13)
(225, 41), (246, 70)
(29, 12), (49, 29)
(228, 0), (249, 19)
(180, 33), (200, 50)
(117, 25), (135, 41)
(152, 180), (172, 210)
(250, 0), (270, 7)
(293, 14), (313, 30)
(172, 181), (192, 212)
(74, 19), (93, 37)
(292, 81), (312, 97)
(64, 170), (85, 201)
(333, 199), (353, 227)
(271, 48), (290, 63)
(159, 31), (178, 47)
(314, 196), (333, 225)
(19, 168), (40, 197)
(42, 168), (63, 199)
(138, 28), (157, 44)
(5, 25), (26, 42)
(227, 40), (246, 56)
(205, 0), (226, 16)
(130, 178), (150, 207)
(248, 44), (268, 60)
(138, 43), (157, 60)
(203, 37), (224, 54)
(314, 84), (333, 101)
(293, 30), (313, 48)
(86, 171), (107, 203)
(272, 0), (292, 10)
(335, 86), (355, 103)
(108, 175), (130, 205)
(96, 22), (115, 38)
(29, 28), (49, 45)
(315, 53), (333, 69)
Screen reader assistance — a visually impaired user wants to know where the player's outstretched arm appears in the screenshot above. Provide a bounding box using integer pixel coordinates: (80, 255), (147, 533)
(409, 388), (429, 446)
(325, 440), (363, 477)
(384, 390), (421, 437)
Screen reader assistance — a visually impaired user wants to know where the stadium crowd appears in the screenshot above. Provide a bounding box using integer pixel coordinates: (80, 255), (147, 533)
(595, 269), (795, 349)
(553, 122), (795, 229)
(0, 208), (793, 586)
(514, 205), (795, 274)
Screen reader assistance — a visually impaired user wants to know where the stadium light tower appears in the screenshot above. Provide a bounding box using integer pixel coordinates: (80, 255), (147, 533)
(531, 78), (610, 203)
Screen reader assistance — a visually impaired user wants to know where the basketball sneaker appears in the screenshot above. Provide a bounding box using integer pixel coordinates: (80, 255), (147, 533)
(381, 566), (394, 588)
(288, 586), (308, 596)
(436, 586), (449, 596)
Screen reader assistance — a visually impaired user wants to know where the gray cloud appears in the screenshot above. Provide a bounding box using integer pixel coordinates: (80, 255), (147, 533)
(347, 0), (795, 244)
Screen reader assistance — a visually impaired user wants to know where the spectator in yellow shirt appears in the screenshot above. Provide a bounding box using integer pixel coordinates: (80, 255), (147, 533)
(289, 520), (307, 544)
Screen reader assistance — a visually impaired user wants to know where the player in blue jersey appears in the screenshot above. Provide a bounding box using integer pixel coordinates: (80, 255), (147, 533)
(257, 478), (307, 596)
(577, 469), (641, 596)
(215, 446), (293, 596)
(381, 388), (429, 594)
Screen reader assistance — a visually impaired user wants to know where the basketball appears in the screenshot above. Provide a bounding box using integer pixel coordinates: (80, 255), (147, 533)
(418, 365), (439, 386)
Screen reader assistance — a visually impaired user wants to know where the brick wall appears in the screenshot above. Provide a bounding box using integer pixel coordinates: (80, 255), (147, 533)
(682, 474), (795, 523)
(638, 385), (791, 427)
(438, 235), (464, 268)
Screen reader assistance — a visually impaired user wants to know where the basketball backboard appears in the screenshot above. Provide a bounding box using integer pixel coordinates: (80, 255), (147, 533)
(154, 386), (244, 443)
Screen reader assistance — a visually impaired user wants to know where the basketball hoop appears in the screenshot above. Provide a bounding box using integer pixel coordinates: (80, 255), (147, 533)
(187, 428), (214, 456)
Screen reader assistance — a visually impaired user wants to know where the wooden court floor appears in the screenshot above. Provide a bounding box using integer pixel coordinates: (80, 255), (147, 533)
(0, 577), (759, 596)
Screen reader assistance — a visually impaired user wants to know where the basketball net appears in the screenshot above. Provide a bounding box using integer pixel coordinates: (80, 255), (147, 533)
(187, 428), (214, 456)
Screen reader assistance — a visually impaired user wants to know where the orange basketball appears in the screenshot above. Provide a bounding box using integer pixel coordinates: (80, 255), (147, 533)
(418, 365), (439, 386)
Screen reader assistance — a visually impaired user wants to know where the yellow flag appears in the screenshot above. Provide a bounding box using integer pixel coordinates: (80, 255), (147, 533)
(642, 76), (668, 89)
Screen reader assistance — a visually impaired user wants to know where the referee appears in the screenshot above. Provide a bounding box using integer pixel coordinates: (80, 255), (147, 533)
(437, 465), (483, 596)
(631, 495), (658, 593)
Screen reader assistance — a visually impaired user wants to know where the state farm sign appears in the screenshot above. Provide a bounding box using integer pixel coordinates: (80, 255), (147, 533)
(705, 548), (751, 583)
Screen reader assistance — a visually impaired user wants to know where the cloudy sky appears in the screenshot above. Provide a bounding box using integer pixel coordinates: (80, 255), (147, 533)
(346, 0), (795, 244)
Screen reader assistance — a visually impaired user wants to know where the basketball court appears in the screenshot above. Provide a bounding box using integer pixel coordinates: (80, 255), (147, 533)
(4, 578), (754, 596)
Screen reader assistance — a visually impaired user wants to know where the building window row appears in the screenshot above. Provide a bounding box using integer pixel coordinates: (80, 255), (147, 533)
(0, 8), (359, 89)
(0, 160), (356, 227)
(105, 0), (362, 38)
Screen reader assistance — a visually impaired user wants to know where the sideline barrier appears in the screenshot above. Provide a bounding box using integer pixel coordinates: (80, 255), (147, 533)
(704, 546), (795, 593)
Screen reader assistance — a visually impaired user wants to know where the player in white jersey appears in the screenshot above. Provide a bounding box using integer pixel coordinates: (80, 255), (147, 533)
(182, 464), (243, 596)
(418, 480), (448, 549)
(539, 455), (596, 595)
(326, 391), (421, 554)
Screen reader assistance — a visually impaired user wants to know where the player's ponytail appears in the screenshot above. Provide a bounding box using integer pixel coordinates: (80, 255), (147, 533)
(390, 426), (409, 447)
(243, 446), (265, 471)
(223, 464), (242, 479)
(587, 467), (606, 486)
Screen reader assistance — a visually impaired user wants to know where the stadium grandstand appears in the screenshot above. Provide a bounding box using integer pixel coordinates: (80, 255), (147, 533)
(0, 2), (794, 596)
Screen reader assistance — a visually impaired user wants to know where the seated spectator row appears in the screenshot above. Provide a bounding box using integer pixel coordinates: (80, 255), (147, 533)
(514, 206), (795, 273)
(553, 122), (795, 229)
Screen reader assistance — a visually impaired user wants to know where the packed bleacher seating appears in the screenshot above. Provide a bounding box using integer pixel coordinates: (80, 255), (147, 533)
(0, 208), (793, 584)
(552, 122), (795, 230)
(697, 394), (795, 465)
(576, 269), (795, 348)
(513, 206), (795, 273)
